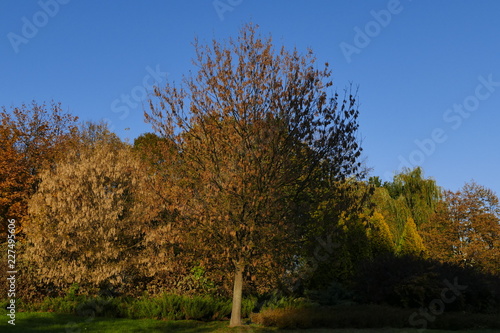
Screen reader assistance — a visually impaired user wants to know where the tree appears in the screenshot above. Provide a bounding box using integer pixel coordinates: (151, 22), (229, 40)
(422, 182), (500, 274)
(398, 217), (426, 256)
(366, 211), (395, 256)
(145, 23), (363, 326)
(370, 168), (440, 255)
(0, 119), (29, 238)
(384, 167), (441, 227)
(0, 101), (78, 238)
(25, 131), (156, 293)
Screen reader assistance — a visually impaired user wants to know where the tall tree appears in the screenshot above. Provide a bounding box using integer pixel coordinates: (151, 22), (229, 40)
(145, 23), (363, 326)
(371, 167), (441, 254)
(384, 167), (441, 227)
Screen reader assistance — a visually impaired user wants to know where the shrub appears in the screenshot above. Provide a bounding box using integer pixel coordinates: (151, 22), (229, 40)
(241, 296), (258, 317)
(181, 296), (212, 320)
(18, 290), (259, 321)
(355, 254), (500, 313)
(75, 297), (120, 318)
(102, 293), (251, 321)
(259, 293), (312, 311)
(305, 280), (356, 306)
(251, 304), (500, 330)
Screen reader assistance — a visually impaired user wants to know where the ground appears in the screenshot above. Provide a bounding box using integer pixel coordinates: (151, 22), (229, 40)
(0, 313), (499, 333)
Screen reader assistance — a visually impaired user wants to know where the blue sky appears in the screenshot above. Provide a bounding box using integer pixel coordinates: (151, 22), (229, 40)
(1, 0), (499, 195)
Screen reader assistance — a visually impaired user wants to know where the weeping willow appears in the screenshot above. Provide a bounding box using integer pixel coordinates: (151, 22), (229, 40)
(373, 167), (441, 255)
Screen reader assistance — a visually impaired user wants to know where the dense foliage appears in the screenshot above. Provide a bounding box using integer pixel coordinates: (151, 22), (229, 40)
(1, 24), (499, 329)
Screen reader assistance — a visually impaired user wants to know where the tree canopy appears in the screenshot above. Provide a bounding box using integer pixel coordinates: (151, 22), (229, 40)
(145, 23), (363, 326)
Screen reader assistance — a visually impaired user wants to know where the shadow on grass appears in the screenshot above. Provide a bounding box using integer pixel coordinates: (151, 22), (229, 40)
(0, 311), (278, 333)
(1, 311), (499, 333)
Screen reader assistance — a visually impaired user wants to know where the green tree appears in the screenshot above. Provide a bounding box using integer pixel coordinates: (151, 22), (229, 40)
(384, 167), (441, 227)
(370, 168), (440, 254)
(145, 23), (363, 326)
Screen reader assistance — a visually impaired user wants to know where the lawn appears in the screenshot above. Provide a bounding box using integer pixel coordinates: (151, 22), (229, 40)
(1, 313), (499, 333)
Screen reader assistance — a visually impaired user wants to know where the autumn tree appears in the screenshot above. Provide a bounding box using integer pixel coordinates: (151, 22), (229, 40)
(422, 182), (500, 275)
(25, 127), (156, 294)
(145, 23), (363, 326)
(0, 101), (78, 238)
(0, 120), (28, 237)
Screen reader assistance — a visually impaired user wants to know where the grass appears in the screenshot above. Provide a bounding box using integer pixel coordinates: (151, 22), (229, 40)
(0, 312), (500, 333)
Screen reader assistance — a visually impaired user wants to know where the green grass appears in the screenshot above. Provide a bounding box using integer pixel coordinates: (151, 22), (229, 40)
(0, 313), (499, 333)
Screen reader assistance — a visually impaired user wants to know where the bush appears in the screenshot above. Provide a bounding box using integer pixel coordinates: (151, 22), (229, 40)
(355, 254), (500, 313)
(86, 293), (253, 321)
(258, 293), (312, 311)
(38, 297), (79, 313)
(18, 289), (263, 322)
(181, 296), (212, 320)
(251, 304), (500, 330)
(75, 296), (121, 318)
(305, 280), (356, 306)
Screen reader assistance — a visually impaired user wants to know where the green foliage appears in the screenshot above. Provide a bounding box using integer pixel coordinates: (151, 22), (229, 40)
(176, 265), (217, 295)
(76, 293), (256, 321)
(259, 293), (312, 311)
(37, 297), (79, 313)
(18, 283), (259, 322)
(384, 167), (441, 228)
(75, 296), (120, 318)
(66, 283), (80, 301)
(305, 281), (356, 306)
(24, 283), (84, 313)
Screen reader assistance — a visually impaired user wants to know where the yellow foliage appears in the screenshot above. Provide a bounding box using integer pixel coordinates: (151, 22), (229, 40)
(398, 217), (426, 256)
(366, 211), (395, 254)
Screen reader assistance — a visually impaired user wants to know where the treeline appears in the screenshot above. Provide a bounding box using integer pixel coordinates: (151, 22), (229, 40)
(2, 103), (499, 321)
(1, 24), (499, 326)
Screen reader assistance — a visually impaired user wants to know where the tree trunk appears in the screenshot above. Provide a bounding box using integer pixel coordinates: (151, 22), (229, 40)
(229, 261), (244, 327)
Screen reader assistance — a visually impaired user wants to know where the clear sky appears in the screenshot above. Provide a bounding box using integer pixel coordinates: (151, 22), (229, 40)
(2, 0), (499, 195)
